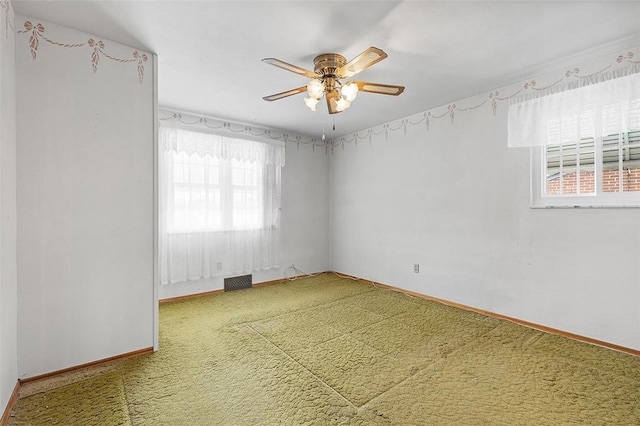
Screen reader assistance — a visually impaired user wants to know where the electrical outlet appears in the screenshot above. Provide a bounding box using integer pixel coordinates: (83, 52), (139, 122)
(414, 264), (419, 273)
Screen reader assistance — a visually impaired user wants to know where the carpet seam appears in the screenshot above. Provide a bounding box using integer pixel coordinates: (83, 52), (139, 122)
(117, 373), (134, 426)
(245, 293), (504, 410)
(530, 333), (640, 386)
(359, 322), (504, 408)
(319, 313), (407, 362)
(236, 286), (377, 329)
(244, 323), (358, 410)
(120, 370), (137, 425)
(244, 301), (407, 362)
(292, 286), (377, 312)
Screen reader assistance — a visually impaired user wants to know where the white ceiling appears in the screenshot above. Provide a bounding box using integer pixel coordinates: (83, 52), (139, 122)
(12, 1), (640, 139)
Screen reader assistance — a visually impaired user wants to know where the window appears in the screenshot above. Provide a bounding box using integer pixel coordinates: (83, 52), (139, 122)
(171, 152), (264, 232)
(159, 123), (285, 284)
(163, 128), (282, 233)
(532, 129), (640, 207)
(542, 131), (640, 195)
(509, 71), (640, 207)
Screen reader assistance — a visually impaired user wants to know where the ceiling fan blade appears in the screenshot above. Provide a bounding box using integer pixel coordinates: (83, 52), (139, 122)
(337, 47), (388, 78)
(262, 86), (307, 102)
(325, 91), (342, 115)
(262, 58), (318, 79)
(352, 81), (405, 96)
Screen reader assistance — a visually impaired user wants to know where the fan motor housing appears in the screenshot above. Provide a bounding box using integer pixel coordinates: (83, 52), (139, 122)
(313, 53), (346, 77)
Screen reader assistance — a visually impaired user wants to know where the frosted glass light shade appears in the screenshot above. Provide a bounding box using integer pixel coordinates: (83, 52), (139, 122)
(306, 79), (324, 99)
(304, 96), (319, 111)
(335, 98), (351, 112)
(341, 82), (358, 102)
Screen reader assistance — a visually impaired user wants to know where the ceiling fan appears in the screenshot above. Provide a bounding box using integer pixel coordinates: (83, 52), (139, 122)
(262, 46), (404, 115)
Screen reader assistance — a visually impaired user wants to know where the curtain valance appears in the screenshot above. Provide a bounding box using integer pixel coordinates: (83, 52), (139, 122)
(507, 65), (640, 148)
(159, 110), (286, 166)
(160, 126), (286, 166)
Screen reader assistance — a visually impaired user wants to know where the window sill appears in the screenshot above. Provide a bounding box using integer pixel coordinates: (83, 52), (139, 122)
(530, 194), (640, 208)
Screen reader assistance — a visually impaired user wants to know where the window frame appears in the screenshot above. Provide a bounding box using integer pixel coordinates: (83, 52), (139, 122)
(530, 131), (640, 208)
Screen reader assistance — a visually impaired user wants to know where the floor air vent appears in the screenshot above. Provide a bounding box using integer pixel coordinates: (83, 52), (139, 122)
(224, 274), (252, 292)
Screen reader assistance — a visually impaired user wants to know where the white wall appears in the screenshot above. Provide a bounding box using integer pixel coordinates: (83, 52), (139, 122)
(0, 0), (18, 414)
(330, 50), (640, 351)
(16, 17), (155, 378)
(159, 139), (330, 299)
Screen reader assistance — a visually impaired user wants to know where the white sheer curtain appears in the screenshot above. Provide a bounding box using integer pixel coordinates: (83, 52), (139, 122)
(159, 121), (285, 285)
(508, 68), (640, 148)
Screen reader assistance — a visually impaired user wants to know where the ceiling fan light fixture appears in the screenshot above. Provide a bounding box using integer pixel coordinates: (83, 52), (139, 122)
(335, 97), (351, 112)
(262, 47), (404, 115)
(304, 96), (319, 111)
(306, 79), (324, 99)
(341, 82), (358, 102)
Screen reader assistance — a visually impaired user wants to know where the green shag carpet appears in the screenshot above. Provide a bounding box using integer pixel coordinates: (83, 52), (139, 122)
(9, 274), (640, 425)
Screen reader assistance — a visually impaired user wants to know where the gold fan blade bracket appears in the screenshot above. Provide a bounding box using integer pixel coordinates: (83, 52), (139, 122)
(262, 86), (308, 102)
(352, 81), (405, 96)
(261, 58), (318, 79)
(325, 90), (342, 115)
(337, 47), (388, 78)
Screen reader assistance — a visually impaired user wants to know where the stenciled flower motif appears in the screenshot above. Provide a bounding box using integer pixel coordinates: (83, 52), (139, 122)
(617, 52), (635, 63)
(133, 51), (148, 84)
(87, 39), (105, 73)
(19, 24), (151, 83)
(424, 111), (431, 132)
(448, 104), (456, 124)
(490, 91), (499, 115)
(564, 67), (581, 78)
(23, 21), (45, 60)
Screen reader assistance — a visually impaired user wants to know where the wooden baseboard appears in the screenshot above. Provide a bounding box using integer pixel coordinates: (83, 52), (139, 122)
(18, 347), (154, 385)
(252, 277), (289, 287)
(0, 381), (20, 426)
(159, 273), (332, 304)
(332, 271), (640, 358)
(160, 288), (225, 304)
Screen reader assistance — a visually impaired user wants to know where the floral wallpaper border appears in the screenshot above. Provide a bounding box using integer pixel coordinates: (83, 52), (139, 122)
(328, 49), (640, 152)
(15, 16), (148, 84)
(159, 110), (328, 152)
